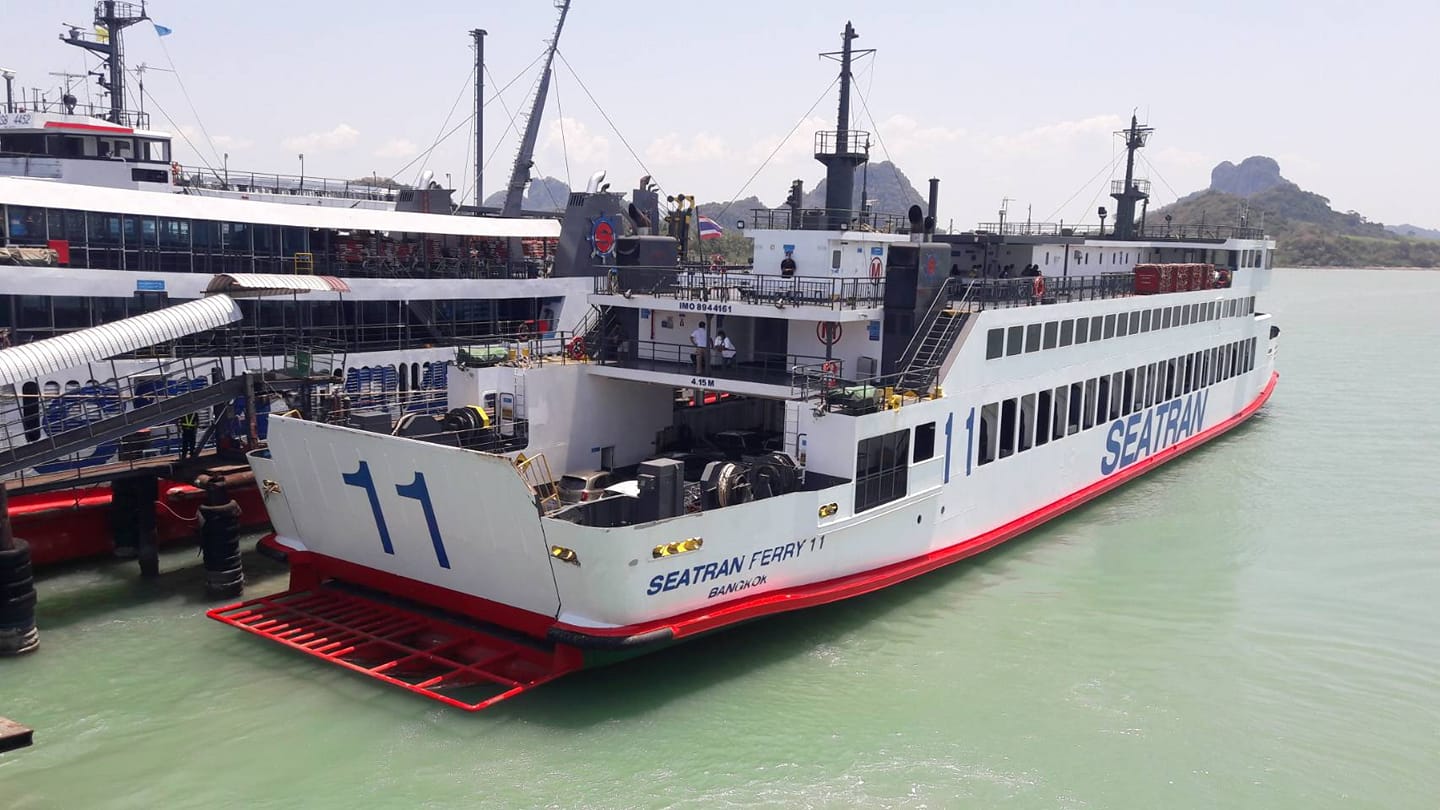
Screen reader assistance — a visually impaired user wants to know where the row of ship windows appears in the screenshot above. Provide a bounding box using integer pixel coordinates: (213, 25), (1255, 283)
(984, 296), (1257, 360)
(977, 336), (1260, 464)
(853, 422), (938, 513)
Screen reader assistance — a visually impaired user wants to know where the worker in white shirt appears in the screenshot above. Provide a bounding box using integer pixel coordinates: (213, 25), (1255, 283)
(714, 329), (737, 370)
(690, 321), (709, 372)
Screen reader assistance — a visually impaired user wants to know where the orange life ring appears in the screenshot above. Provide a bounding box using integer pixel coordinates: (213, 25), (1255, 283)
(567, 335), (587, 360)
(1032, 276), (1046, 297)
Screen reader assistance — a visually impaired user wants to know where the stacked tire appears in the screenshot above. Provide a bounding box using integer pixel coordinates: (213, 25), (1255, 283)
(199, 501), (243, 599)
(0, 539), (38, 656)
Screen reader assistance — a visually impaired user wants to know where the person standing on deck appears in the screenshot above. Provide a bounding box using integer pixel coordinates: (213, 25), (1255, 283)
(177, 412), (199, 459)
(690, 321), (709, 373)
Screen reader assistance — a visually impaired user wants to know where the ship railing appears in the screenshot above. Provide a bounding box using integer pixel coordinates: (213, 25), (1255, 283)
(594, 339), (832, 388)
(175, 165), (402, 203)
(747, 207), (912, 233)
(0, 353), (273, 486)
(109, 249), (550, 281)
(0, 100), (150, 129)
(595, 265), (886, 310)
(973, 221), (1267, 241)
(959, 272), (1134, 310)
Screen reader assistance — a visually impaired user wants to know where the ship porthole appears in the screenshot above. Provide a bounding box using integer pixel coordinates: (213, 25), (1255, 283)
(916, 515), (922, 524)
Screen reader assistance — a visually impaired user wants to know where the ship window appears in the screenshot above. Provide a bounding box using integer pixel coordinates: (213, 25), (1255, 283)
(1116, 312), (1129, 338)
(1095, 376), (1110, 425)
(979, 403), (998, 465)
(1083, 379), (1098, 429)
(1151, 308), (1161, 329)
(831, 250), (841, 269)
(1052, 385), (1069, 439)
(1018, 394), (1036, 452)
(1043, 321), (1058, 349)
(53, 296), (90, 330)
(913, 422), (935, 463)
(1132, 366), (1145, 412)
(1025, 323), (1041, 353)
(1128, 311), (1140, 334)
(1165, 358), (1177, 399)
(1163, 307), (1173, 329)
(1141, 309), (1151, 332)
(1074, 317), (1089, 344)
(855, 429), (910, 512)
(1123, 369), (1135, 415)
(5, 206), (47, 245)
(1180, 306), (1191, 326)
(1248, 296), (1256, 315)
(999, 399), (1017, 457)
(1059, 319), (1074, 347)
(1006, 325), (1023, 357)
(986, 328), (1004, 359)
(1088, 317), (1102, 342)
(1068, 382), (1083, 434)
(87, 211), (121, 245)
(1191, 303), (1201, 322)
(0, 133), (47, 155)
(1036, 389), (1052, 446)
(1147, 362), (1161, 405)
(1103, 314), (1116, 339)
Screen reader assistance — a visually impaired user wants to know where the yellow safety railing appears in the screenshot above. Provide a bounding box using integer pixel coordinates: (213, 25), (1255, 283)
(293, 252), (314, 274)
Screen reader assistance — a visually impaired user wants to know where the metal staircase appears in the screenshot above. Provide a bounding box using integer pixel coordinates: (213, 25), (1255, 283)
(895, 279), (975, 395)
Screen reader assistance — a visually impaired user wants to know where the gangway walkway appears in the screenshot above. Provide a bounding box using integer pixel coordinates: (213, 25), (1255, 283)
(0, 294), (339, 480)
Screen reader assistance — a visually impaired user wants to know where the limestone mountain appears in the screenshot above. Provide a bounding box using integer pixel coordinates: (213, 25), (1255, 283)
(802, 160), (927, 220)
(1150, 157), (1439, 267)
(482, 176), (571, 213)
(1387, 223), (1440, 241)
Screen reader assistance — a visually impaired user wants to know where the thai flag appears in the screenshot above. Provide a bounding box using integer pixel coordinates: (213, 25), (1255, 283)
(697, 216), (724, 240)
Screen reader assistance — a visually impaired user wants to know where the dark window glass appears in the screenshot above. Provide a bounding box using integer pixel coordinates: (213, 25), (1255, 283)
(914, 423), (936, 462)
(1103, 314), (1116, 339)
(999, 399), (1017, 456)
(855, 429), (911, 512)
(986, 328), (1004, 359)
(1043, 321), (1058, 349)
(1059, 319), (1074, 347)
(53, 296), (89, 330)
(1036, 390), (1052, 446)
(1006, 325), (1023, 357)
(1025, 323), (1041, 353)
(1128, 311), (1140, 334)
(1074, 317), (1089, 344)
(1089, 317), (1103, 342)
(1116, 312), (1129, 337)
(5, 206), (47, 245)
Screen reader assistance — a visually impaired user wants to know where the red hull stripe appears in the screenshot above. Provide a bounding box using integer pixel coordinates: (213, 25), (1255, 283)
(292, 372), (1278, 644)
(43, 121), (135, 134)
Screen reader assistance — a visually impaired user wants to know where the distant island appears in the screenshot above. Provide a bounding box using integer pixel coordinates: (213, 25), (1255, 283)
(1150, 156), (1440, 268)
(491, 154), (1438, 268)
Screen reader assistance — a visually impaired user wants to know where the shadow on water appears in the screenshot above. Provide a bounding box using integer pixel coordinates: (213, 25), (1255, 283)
(31, 546), (287, 631)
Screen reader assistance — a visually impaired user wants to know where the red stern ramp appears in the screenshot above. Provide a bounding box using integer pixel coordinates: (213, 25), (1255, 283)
(207, 588), (580, 712)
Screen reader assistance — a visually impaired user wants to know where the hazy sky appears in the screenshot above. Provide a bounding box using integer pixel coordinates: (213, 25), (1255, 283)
(4, 0), (1437, 229)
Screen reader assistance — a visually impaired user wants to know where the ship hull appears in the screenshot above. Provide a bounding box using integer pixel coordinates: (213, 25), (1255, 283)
(247, 370), (1275, 661)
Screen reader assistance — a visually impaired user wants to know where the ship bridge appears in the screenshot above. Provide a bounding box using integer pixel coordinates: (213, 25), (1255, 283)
(586, 264), (884, 400)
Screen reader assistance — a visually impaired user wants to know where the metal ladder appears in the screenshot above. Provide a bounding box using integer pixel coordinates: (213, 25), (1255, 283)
(782, 400), (807, 482)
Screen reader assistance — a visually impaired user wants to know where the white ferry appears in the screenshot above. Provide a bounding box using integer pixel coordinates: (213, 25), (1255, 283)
(0, 1), (593, 484)
(210, 22), (1280, 711)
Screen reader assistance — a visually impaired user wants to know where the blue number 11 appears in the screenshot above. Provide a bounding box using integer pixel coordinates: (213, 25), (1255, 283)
(343, 462), (451, 569)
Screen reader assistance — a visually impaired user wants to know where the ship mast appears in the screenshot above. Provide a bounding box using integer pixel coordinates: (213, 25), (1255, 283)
(471, 27), (487, 208)
(502, 0), (571, 217)
(61, 1), (149, 126)
(1109, 114), (1154, 239)
(815, 22), (873, 230)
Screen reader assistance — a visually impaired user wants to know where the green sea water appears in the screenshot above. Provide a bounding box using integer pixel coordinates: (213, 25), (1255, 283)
(2, 268), (1438, 809)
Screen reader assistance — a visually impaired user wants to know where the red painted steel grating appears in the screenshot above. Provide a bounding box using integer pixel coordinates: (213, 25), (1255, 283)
(208, 587), (578, 712)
